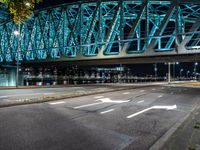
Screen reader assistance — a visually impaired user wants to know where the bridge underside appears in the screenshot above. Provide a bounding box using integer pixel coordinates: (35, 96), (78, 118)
(1, 0), (200, 64)
(20, 54), (200, 67)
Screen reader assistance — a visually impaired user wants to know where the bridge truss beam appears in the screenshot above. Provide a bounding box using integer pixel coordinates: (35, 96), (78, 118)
(0, 0), (200, 63)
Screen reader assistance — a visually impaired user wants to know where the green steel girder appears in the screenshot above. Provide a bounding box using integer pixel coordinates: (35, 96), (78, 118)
(1, 0), (200, 63)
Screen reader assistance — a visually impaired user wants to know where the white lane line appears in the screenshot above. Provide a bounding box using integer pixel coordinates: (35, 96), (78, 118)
(49, 101), (66, 105)
(123, 92), (130, 95)
(137, 100), (144, 104)
(152, 88), (156, 91)
(140, 90), (145, 92)
(94, 96), (104, 99)
(100, 109), (115, 114)
(158, 95), (163, 98)
(127, 105), (177, 119)
(0, 96), (8, 98)
(74, 102), (103, 109)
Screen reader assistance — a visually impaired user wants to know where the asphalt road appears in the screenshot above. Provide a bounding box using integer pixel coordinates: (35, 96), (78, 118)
(0, 85), (199, 150)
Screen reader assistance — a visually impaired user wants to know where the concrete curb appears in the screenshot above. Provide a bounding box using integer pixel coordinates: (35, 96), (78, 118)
(149, 104), (199, 150)
(0, 85), (156, 108)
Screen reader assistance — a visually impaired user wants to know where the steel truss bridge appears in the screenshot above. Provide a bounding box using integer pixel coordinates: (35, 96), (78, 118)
(1, 0), (200, 64)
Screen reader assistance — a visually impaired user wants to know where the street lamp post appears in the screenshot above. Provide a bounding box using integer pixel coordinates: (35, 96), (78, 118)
(187, 70), (190, 79)
(173, 62), (179, 81)
(154, 64), (157, 80)
(194, 62), (198, 80)
(180, 69), (183, 79)
(14, 26), (20, 88)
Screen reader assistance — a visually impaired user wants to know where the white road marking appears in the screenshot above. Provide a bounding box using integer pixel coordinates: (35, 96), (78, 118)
(74, 98), (130, 109)
(137, 100), (144, 104)
(152, 88), (156, 91)
(140, 90), (145, 92)
(97, 98), (130, 103)
(49, 101), (66, 105)
(94, 96), (104, 99)
(123, 92), (130, 95)
(126, 105), (177, 119)
(0, 96), (8, 98)
(158, 95), (163, 98)
(100, 109), (114, 114)
(74, 102), (103, 109)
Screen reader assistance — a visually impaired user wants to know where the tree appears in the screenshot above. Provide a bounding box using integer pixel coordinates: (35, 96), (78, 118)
(0, 0), (43, 87)
(0, 0), (8, 4)
(1, 0), (42, 25)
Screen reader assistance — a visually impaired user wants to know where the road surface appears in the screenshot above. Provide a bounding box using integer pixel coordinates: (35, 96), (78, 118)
(0, 85), (199, 150)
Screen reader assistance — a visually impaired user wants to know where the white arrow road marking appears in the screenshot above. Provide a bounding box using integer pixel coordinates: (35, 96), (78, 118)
(97, 98), (130, 103)
(126, 105), (177, 119)
(100, 109), (115, 114)
(74, 98), (130, 109)
(49, 101), (66, 105)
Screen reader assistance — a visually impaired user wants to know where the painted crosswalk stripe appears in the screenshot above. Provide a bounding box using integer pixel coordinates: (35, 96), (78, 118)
(100, 109), (114, 114)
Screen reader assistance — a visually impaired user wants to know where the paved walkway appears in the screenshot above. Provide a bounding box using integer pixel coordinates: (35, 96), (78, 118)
(161, 103), (200, 150)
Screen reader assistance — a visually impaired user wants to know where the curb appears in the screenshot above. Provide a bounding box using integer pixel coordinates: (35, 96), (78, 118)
(0, 85), (156, 108)
(149, 104), (199, 150)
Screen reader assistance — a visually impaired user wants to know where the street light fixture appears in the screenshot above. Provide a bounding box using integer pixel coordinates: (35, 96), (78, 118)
(25, 2), (31, 6)
(154, 64), (157, 78)
(194, 62), (198, 80)
(180, 69), (183, 79)
(187, 70), (190, 79)
(14, 30), (20, 36)
(173, 62), (179, 80)
(14, 29), (20, 87)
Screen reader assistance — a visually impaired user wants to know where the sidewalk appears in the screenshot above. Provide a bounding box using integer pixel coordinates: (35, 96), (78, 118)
(161, 104), (200, 150)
